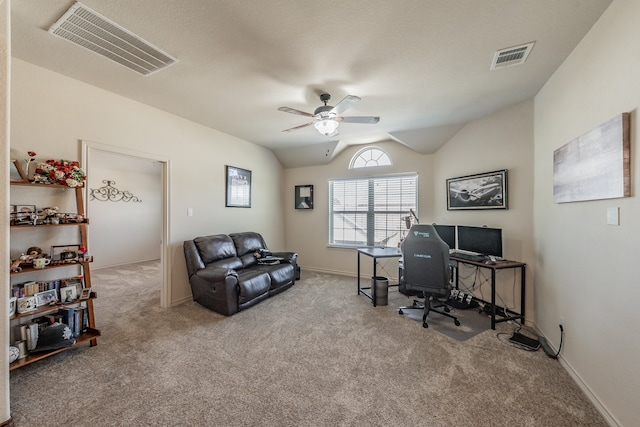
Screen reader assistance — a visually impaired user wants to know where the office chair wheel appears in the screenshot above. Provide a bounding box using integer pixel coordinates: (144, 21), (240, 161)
(444, 306), (451, 313)
(454, 319), (461, 326)
(399, 309), (404, 315)
(422, 322), (428, 328)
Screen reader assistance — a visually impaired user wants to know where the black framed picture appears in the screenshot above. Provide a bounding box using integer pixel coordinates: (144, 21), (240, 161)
(446, 169), (508, 210)
(295, 185), (313, 209)
(225, 165), (252, 208)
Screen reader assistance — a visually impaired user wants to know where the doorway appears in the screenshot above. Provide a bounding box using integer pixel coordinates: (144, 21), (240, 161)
(82, 140), (171, 308)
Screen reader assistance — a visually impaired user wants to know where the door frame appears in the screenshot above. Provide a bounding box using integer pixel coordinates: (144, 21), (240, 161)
(81, 140), (171, 308)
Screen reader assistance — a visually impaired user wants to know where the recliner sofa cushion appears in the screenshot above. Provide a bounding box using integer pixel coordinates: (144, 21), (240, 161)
(236, 270), (271, 305)
(230, 232), (265, 268)
(195, 234), (238, 264)
(254, 263), (295, 291)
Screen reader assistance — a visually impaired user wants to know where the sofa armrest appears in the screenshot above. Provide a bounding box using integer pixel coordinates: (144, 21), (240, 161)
(184, 240), (205, 277)
(190, 266), (240, 316)
(272, 251), (298, 265)
(195, 266), (238, 283)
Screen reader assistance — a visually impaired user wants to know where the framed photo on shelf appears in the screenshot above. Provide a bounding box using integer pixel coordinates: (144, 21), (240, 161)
(295, 185), (314, 209)
(10, 160), (29, 183)
(446, 169), (508, 210)
(51, 244), (81, 262)
(225, 165), (252, 208)
(9, 297), (16, 317)
(35, 289), (58, 307)
(80, 288), (92, 300)
(60, 286), (78, 303)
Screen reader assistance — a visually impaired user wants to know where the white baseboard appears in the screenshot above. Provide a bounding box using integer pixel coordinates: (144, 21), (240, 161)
(533, 328), (620, 427)
(557, 356), (620, 427)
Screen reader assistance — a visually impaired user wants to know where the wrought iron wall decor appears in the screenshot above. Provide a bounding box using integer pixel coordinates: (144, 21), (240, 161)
(90, 180), (142, 203)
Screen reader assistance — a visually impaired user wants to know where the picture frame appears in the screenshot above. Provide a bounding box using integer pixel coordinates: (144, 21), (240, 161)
(17, 296), (37, 314)
(60, 286), (78, 303)
(10, 159), (29, 183)
(553, 113), (630, 203)
(51, 244), (81, 262)
(63, 278), (83, 298)
(9, 297), (16, 317)
(35, 289), (58, 307)
(225, 165), (252, 208)
(446, 169), (508, 210)
(295, 185), (314, 209)
(79, 288), (92, 300)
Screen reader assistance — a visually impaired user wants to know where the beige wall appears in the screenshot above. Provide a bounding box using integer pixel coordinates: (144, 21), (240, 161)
(534, 0), (639, 425)
(284, 100), (534, 323)
(283, 140), (434, 280)
(9, 58), (287, 307)
(434, 100), (535, 319)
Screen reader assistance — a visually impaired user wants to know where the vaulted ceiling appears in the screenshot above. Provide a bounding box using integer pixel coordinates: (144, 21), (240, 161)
(11, 0), (612, 167)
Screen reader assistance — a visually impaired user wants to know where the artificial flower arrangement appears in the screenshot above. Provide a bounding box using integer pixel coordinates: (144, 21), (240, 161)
(31, 154), (86, 188)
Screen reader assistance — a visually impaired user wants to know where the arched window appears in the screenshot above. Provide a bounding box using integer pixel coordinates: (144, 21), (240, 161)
(349, 147), (392, 169)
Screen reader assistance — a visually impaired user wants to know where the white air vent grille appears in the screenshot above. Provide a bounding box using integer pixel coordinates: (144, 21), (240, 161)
(49, 2), (177, 75)
(490, 42), (535, 70)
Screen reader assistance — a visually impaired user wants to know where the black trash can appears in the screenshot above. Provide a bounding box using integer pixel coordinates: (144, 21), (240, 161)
(372, 276), (389, 306)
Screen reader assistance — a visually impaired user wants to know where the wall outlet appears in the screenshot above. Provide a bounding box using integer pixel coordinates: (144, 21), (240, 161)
(559, 316), (565, 328)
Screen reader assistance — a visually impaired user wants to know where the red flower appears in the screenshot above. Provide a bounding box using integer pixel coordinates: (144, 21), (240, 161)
(27, 151), (36, 157)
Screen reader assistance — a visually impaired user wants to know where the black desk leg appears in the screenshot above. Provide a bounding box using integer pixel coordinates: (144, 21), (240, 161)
(357, 252), (361, 295)
(372, 257), (377, 307)
(520, 266), (526, 325)
(491, 269), (497, 330)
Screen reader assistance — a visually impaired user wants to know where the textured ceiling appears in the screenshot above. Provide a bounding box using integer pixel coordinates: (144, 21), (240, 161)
(11, 0), (612, 167)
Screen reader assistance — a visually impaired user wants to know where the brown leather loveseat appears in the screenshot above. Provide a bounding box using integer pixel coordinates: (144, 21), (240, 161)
(183, 231), (298, 316)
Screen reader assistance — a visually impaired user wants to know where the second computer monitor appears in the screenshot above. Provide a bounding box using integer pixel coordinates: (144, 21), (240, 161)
(433, 224), (456, 250)
(457, 225), (503, 257)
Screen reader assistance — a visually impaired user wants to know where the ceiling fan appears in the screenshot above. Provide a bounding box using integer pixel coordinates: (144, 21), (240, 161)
(278, 93), (380, 137)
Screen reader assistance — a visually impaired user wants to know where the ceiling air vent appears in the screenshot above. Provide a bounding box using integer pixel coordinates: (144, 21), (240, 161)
(490, 42), (535, 70)
(49, 2), (177, 76)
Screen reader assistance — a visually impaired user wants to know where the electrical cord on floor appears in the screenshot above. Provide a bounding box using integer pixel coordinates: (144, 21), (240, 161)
(539, 324), (564, 359)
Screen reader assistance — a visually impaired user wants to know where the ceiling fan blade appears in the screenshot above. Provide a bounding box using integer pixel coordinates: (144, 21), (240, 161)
(330, 95), (361, 115)
(338, 116), (380, 124)
(282, 122), (314, 132)
(278, 106), (315, 117)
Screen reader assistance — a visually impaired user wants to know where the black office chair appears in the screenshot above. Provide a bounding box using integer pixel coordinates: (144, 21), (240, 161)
(398, 224), (460, 328)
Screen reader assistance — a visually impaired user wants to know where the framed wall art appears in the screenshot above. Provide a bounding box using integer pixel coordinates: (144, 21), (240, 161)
(553, 112), (630, 203)
(446, 169), (508, 210)
(295, 185), (314, 209)
(225, 165), (252, 208)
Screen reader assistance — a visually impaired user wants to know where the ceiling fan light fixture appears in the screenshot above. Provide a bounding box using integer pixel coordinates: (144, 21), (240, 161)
(314, 118), (339, 136)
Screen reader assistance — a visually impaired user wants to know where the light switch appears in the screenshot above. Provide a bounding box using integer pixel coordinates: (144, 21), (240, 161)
(607, 207), (619, 225)
(187, 208), (193, 217)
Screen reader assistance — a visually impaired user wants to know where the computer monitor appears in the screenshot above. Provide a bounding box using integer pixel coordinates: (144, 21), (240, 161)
(433, 224), (456, 250)
(457, 225), (503, 257)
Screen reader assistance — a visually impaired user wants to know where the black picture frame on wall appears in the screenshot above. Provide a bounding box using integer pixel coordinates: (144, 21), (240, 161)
(295, 185), (313, 209)
(446, 169), (508, 210)
(225, 165), (252, 208)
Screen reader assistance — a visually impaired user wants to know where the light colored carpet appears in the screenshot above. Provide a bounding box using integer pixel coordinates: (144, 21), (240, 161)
(9, 261), (607, 426)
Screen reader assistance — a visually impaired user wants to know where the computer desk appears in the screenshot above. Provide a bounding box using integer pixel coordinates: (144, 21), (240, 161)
(357, 247), (401, 306)
(449, 256), (526, 329)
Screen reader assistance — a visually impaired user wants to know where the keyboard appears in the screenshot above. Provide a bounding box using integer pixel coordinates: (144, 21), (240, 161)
(450, 252), (486, 262)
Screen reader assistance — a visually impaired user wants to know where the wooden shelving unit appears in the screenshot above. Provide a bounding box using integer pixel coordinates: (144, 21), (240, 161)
(9, 181), (100, 370)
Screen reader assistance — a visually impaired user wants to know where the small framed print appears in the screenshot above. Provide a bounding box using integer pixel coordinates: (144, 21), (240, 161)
(60, 286), (78, 303)
(295, 185), (314, 209)
(51, 245), (81, 262)
(9, 297), (16, 317)
(35, 289), (58, 306)
(80, 288), (92, 300)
